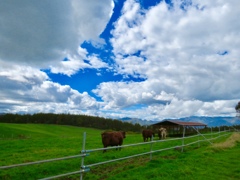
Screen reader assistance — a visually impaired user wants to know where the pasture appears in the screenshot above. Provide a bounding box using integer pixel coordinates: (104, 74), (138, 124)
(0, 123), (240, 180)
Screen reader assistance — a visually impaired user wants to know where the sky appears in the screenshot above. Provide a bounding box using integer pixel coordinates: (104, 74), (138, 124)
(0, 0), (240, 122)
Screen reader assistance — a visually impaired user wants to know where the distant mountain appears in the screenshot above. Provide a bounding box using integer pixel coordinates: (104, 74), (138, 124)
(179, 116), (240, 127)
(119, 116), (240, 127)
(119, 117), (158, 126)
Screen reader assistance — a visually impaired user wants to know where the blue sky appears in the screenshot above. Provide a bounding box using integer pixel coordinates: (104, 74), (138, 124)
(0, 0), (240, 122)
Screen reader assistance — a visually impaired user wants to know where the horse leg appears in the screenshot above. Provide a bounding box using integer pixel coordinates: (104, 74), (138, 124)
(103, 145), (107, 153)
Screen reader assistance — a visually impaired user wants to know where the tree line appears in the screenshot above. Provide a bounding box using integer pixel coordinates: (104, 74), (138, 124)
(0, 113), (143, 132)
(0, 113), (239, 135)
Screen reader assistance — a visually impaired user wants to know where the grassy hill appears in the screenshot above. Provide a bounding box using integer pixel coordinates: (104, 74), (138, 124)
(0, 123), (240, 180)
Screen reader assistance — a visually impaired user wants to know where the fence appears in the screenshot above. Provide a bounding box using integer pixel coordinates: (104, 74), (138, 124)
(0, 128), (235, 179)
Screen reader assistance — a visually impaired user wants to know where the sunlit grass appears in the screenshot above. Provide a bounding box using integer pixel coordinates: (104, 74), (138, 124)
(0, 123), (239, 180)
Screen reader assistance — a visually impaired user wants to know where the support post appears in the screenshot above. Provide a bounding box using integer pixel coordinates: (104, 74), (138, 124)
(192, 127), (212, 145)
(198, 127), (200, 147)
(211, 127), (212, 139)
(80, 132), (86, 180)
(182, 126), (185, 152)
(150, 135), (154, 160)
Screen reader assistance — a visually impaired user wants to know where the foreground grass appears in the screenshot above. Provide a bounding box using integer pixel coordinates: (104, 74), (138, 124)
(0, 123), (239, 180)
(97, 133), (240, 180)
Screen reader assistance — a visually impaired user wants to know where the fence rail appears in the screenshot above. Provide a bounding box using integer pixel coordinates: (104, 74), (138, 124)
(0, 154), (88, 170)
(0, 128), (235, 179)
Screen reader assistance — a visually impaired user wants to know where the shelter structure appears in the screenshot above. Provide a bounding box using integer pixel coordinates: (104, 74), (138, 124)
(152, 119), (207, 137)
(152, 120), (210, 152)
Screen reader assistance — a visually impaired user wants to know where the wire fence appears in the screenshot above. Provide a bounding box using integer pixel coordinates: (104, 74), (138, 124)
(0, 128), (236, 180)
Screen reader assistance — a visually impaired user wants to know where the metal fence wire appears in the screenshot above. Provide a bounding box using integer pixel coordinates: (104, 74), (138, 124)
(0, 128), (234, 180)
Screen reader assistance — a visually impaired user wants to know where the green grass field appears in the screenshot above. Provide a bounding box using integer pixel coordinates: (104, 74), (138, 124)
(0, 123), (240, 180)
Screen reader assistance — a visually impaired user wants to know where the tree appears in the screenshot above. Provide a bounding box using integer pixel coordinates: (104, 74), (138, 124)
(235, 101), (240, 117)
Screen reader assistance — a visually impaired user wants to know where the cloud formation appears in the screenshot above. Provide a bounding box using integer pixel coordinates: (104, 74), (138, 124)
(95, 0), (240, 119)
(0, 0), (239, 121)
(0, 0), (113, 70)
(0, 0), (112, 114)
(0, 62), (99, 114)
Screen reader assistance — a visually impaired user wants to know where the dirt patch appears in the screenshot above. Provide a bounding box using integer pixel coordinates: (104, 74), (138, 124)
(161, 155), (177, 159)
(211, 132), (240, 149)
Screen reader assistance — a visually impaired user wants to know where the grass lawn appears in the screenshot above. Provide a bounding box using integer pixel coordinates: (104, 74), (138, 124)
(0, 123), (240, 180)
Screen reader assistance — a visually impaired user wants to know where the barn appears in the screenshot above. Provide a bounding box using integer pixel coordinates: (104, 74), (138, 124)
(152, 119), (207, 137)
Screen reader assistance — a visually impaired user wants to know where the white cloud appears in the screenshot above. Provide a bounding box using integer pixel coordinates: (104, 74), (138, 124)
(71, 0), (114, 40)
(49, 47), (109, 76)
(0, 0), (240, 121)
(93, 80), (177, 109)
(95, 0), (240, 118)
(0, 61), (48, 84)
(0, 63), (100, 113)
(0, 0), (113, 114)
(0, 0), (113, 70)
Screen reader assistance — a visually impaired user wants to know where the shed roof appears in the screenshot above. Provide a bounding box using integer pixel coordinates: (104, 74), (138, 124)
(152, 120), (207, 127)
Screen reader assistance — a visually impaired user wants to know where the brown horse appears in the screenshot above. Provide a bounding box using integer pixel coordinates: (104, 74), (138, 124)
(101, 131), (126, 152)
(142, 129), (155, 142)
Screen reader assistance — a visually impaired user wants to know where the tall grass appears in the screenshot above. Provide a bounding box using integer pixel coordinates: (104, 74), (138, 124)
(0, 123), (239, 180)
